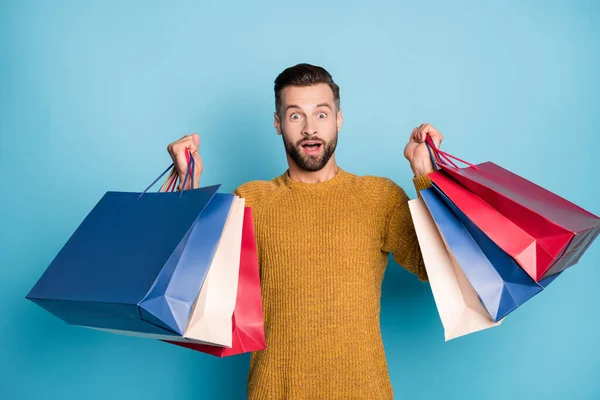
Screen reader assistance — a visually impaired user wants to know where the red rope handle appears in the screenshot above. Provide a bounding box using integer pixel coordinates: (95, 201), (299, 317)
(184, 148), (194, 189)
(426, 135), (478, 170)
(166, 172), (178, 192)
(165, 148), (195, 192)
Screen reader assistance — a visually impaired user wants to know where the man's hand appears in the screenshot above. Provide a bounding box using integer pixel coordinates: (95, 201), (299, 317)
(166, 133), (204, 189)
(403, 123), (443, 178)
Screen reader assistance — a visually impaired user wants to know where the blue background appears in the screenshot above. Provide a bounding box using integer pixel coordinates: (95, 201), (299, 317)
(1, 1), (599, 399)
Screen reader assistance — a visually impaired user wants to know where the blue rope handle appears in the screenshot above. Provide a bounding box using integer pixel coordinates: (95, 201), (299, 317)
(425, 137), (440, 172)
(137, 155), (195, 199)
(138, 164), (174, 199)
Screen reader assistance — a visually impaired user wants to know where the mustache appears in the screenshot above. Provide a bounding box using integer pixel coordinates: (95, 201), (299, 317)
(296, 137), (326, 146)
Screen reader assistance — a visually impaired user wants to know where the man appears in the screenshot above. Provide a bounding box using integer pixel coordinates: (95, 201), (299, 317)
(167, 64), (443, 399)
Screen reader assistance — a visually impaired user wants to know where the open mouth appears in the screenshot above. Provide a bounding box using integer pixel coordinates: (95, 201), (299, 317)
(300, 141), (323, 155)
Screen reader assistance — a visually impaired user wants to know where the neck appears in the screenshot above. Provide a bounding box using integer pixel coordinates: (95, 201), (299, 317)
(287, 155), (339, 183)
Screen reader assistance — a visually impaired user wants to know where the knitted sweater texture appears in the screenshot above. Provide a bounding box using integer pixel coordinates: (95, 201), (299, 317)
(234, 167), (431, 399)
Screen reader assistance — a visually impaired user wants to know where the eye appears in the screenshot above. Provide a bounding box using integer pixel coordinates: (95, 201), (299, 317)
(317, 112), (327, 119)
(290, 113), (302, 121)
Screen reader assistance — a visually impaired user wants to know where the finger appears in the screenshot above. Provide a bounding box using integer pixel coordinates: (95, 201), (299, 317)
(172, 144), (191, 177)
(413, 126), (421, 143)
(413, 123), (424, 143)
(421, 124), (442, 146)
(167, 134), (203, 190)
(171, 139), (195, 170)
(418, 123), (431, 143)
(421, 124), (436, 136)
(168, 135), (194, 155)
(178, 135), (200, 156)
(426, 127), (443, 148)
(411, 127), (420, 142)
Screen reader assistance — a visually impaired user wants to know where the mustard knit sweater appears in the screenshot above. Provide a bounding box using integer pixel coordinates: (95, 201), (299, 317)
(234, 167), (432, 400)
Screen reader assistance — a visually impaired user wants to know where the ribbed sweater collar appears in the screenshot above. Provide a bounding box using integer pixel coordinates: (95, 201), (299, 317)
(281, 167), (354, 191)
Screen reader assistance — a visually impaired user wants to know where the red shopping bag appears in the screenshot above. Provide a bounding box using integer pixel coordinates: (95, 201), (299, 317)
(165, 207), (266, 357)
(426, 137), (600, 282)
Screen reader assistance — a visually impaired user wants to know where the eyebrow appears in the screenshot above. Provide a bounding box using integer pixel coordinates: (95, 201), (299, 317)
(285, 104), (302, 112)
(285, 103), (333, 112)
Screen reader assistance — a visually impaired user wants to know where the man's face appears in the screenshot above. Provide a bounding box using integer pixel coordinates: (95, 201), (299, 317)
(275, 83), (343, 172)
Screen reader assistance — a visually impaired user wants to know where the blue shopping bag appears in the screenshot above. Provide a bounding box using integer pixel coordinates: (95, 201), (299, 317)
(26, 160), (234, 337)
(421, 187), (558, 322)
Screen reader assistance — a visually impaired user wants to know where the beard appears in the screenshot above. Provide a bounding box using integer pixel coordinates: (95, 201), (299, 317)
(282, 128), (338, 172)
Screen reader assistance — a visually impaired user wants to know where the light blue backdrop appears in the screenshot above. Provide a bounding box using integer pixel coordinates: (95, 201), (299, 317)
(1, 1), (598, 399)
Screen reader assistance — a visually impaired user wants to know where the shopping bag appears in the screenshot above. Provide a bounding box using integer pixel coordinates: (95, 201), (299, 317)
(26, 158), (233, 338)
(421, 187), (557, 322)
(426, 136), (600, 282)
(90, 195), (246, 347)
(165, 207), (266, 356)
(409, 198), (501, 340)
(171, 195), (245, 347)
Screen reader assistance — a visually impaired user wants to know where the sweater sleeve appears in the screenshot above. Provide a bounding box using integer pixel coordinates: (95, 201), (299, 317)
(382, 174), (433, 282)
(233, 180), (277, 209)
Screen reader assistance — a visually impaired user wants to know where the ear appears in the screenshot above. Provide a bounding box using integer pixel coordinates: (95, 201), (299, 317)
(274, 112), (282, 135)
(336, 108), (343, 132)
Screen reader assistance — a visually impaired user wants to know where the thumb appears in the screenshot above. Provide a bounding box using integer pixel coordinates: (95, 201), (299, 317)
(189, 133), (202, 172)
(432, 135), (442, 148)
(426, 132), (442, 148)
(191, 133), (200, 151)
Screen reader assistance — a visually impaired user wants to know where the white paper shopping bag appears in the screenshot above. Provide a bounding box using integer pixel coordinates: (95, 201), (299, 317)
(183, 196), (245, 347)
(409, 198), (501, 340)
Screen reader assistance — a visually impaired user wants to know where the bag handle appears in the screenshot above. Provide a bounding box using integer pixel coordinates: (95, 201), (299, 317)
(138, 149), (196, 199)
(159, 167), (177, 192)
(425, 135), (479, 171)
(162, 149), (192, 193)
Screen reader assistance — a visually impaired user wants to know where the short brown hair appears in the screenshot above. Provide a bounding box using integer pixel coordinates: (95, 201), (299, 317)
(274, 63), (340, 115)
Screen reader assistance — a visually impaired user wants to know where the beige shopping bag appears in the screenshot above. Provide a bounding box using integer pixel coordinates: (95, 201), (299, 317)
(182, 196), (245, 347)
(90, 196), (246, 348)
(409, 198), (501, 340)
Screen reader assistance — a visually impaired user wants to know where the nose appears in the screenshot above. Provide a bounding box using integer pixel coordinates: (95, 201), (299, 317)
(301, 118), (317, 136)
